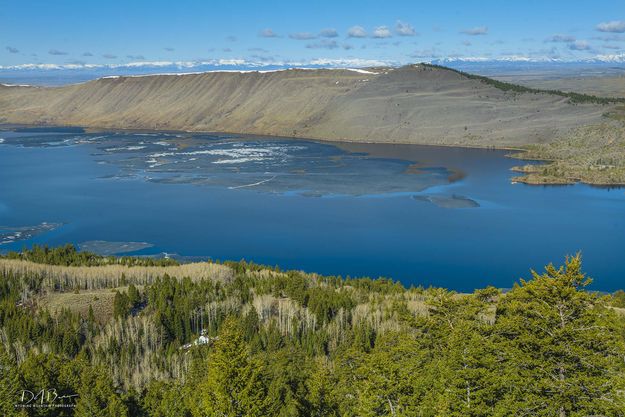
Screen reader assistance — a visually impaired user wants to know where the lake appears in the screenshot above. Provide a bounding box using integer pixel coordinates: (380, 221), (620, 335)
(0, 127), (623, 292)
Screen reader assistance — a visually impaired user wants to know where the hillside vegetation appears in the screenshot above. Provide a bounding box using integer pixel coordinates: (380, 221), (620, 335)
(1, 245), (624, 416)
(0, 64), (609, 148)
(511, 121), (625, 185)
(421, 64), (625, 105)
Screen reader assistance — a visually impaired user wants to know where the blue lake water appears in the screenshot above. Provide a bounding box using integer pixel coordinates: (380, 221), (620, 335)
(0, 127), (624, 292)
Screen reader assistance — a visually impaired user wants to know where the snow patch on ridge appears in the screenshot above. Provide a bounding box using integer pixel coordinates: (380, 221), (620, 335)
(345, 68), (379, 74)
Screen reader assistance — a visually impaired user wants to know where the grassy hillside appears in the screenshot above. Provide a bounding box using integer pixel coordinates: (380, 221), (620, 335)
(1, 245), (624, 416)
(510, 120), (625, 185)
(0, 64), (609, 148)
(422, 63), (625, 104)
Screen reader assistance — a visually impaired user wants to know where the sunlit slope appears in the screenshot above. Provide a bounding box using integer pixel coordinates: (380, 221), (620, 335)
(0, 64), (609, 146)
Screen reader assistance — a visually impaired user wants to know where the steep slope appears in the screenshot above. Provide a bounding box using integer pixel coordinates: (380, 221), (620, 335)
(0, 64), (611, 147)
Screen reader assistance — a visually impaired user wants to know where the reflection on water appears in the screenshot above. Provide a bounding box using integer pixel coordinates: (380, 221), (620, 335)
(0, 127), (624, 291)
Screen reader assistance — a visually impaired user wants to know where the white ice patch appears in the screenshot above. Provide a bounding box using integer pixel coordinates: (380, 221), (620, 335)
(228, 175), (277, 189)
(106, 145), (146, 151)
(147, 145), (306, 166)
(0, 138), (4, 144)
(213, 157), (268, 164)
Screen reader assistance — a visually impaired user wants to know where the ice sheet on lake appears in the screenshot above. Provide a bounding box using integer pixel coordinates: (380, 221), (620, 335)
(78, 240), (154, 255)
(413, 194), (480, 208)
(1, 129), (457, 197)
(0, 222), (63, 245)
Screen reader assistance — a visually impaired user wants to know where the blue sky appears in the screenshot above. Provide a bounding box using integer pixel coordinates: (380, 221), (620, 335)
(2, 0), (625, 69)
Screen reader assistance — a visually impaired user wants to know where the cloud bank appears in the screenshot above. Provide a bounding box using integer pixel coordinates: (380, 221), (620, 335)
(347, 26), (367, 38)
(395, 21), (416, 36)
(596, 21), (625, 33)
(259, 29), (279, 38)
(462, 26), (488, 36)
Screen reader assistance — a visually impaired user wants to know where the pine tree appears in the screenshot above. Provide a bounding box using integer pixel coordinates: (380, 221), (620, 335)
(356, 332), (424, 416)
(127, 284), (140, 308)
(143, 380), (190, 417)
(306, 358), (339, 417)
(494, 254), (625, 416)
(74, 364), (128, 417)
(196, 317), (268, 417)
(0, 347), (23, 417)
(113, 291), (130, 319)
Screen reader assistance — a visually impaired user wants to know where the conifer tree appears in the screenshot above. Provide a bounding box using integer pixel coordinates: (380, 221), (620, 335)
(197, 317), (268, 417)
(0, 347), (23, 417)
(73, 364), (128, 417)
(494, 254), (625, 416)
(306, 358), (340, 417)
(356, 332), (424, 416)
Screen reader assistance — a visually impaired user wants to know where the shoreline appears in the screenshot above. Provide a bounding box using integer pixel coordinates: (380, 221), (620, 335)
(2, 122), (622, 188)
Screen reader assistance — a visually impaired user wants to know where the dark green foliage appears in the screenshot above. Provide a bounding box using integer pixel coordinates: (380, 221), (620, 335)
(113, 284), (143, 319)
(493, 254), (625, 416)
(143, 380), (189, 417)
(73, 363), (128, 417)
(0, 248), (624, 416)
(612, 289), (625, 308)
(113, 291), (131, 319)
(0, 347), (23, 417)
(421, 63), (625, 105)
(2, 244), (178, 267)
(195, 317), (269, 417)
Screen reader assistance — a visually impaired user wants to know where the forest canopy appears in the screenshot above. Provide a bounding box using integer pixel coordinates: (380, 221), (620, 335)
(0, 247), (624, 416)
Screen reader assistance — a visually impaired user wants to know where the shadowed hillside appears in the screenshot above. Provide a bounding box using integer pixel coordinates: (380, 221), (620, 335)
(0, 64), (612, 147)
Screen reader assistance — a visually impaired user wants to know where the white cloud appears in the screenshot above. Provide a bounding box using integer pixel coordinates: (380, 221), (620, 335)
(319, 28), (338, 38)
(409, 48), (441, 59)
(596, 21), (625, 33)
(462, 26), (488, 36)
(395, 21), (416, 36)
(347, 26), (367, 38)
(592, 34), (625, 42)
(259, 28), (279, 38)
(569, 40), (591, 51)
(372, 26), (392, 38)
(6, 46), (19, 53)
(545, 34), (576, 43)
(289, 32), (317, 40)
(306, 40), (338, 49)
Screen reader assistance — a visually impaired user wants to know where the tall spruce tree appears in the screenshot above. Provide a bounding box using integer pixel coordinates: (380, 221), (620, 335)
(0, 347), (24, 417)
(197, 317), (269, 417)
(494, 254), (625, 416)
